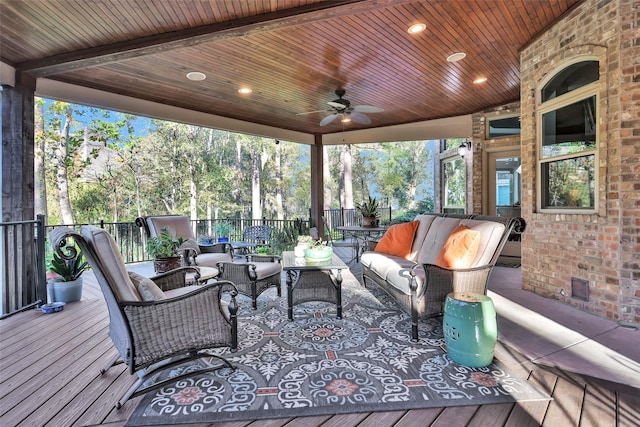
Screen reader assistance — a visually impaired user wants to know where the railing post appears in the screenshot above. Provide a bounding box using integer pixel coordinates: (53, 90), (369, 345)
(35, 214), (47, 306)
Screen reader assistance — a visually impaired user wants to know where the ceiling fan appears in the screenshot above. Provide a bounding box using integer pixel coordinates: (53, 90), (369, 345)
(297, 89), (384, 126)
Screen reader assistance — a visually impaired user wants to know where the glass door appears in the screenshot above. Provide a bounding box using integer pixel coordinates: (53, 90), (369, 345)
(487, 151), (521, 217)
(487, 150), (521, 262)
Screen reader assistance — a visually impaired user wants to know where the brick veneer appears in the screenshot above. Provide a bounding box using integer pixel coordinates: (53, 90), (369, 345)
(512, 0), (639, 324)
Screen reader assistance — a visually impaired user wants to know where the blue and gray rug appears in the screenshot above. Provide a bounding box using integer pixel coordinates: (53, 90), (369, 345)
(127, 278), (548, 426)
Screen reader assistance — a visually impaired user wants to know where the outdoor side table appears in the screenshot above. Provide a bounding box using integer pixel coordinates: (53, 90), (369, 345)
(282, 251), (348, 320)
(443, 292), (497, 368)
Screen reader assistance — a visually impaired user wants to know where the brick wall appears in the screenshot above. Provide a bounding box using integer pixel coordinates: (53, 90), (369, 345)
(517, 0), (639, 324)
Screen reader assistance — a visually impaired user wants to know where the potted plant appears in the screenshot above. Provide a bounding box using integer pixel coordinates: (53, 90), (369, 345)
(294, 235), (313, 257)
(198, 234), (215, 245)
(356, 196), (380, 227)
(304, 239), (333, 263)
(47, 249), (89, 303)
(147, 227), (185, 273)
(215, 221), (232, 243)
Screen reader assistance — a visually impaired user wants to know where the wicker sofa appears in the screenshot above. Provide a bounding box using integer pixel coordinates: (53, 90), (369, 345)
(361, 214), (519, 340)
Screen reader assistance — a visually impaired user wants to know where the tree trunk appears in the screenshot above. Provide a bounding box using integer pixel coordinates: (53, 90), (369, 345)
(34, 100), (47, 218)
(189, 163), (198, 220)
(251, 149), (261, 219)
(56, 105), (74, 224)
(341, 144), (354, 209)
(323, 145), (332, 210)
(274, 141), (284, 220)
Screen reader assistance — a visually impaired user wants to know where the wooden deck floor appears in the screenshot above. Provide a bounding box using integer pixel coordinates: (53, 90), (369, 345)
(1, 258), (639, 426)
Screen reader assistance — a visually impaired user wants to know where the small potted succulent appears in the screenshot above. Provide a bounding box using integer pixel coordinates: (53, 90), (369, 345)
(198, 234), (215, 245)
(356, 196), (380, 227)
(147, 227), (185, 273)
(47, 249), (89, 303)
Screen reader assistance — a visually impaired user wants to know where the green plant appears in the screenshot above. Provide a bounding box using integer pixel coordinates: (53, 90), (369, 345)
(309, 239), (328, 248)
(215, 221), (232, 237)
(356, 196), (380, 218)
(146, 227), (185, 258)
(297, 235), (313, 244)
(255, 246), (271, 255)
(50, 250), (89, 281)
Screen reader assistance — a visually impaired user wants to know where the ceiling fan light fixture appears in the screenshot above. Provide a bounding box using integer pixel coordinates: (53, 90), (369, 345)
(341, 116), (352, 123)
(238, 87), (252, 94)
(186, 71), (206, 81)
(407, 23), (426, 34)
(473, 76), (488, 84)
(446, 52), (466, 62)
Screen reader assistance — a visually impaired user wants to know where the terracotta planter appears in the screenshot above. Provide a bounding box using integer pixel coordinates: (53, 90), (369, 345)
(361, 216), (378, 228)
(153, 256), (182, 273)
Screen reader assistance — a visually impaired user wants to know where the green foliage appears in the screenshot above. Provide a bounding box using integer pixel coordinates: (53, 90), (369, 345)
(50, 250), (89, 281)
(271, 219), (308, 255)
(214, 221), (232, 237)
(356, 196), (380, 218)
(146, 227), (185, 258)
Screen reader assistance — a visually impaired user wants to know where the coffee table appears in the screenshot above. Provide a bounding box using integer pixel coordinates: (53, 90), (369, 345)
(282, 251), (348, 320)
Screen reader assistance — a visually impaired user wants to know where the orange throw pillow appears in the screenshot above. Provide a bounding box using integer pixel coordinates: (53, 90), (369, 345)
(435, 224), (480, 268)
(374, 221), (419, 259)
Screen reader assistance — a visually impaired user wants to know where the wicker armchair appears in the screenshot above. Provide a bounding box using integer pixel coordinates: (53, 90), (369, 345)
(49, 225), (239, 409)
(217, 254), (282, 309)
(136, 215), (233, 268)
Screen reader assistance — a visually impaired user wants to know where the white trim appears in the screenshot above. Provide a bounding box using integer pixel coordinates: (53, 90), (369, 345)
(35, 78), (316, 145)
(35, 78), (472, 146)
(0, 61), (16, 87)
(322, 115), (472, 145)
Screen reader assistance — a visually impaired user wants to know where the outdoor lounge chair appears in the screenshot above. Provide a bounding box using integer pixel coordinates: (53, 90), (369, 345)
(216, 253), (282, 309)
(137, 215), (233, 267)
(49, 225), (239, 409)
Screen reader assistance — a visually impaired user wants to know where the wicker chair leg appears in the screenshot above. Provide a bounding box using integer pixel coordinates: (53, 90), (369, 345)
(251, 282), (258, 309)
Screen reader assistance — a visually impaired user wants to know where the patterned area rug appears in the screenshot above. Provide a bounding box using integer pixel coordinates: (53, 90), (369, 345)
(127, 277), (548, 426)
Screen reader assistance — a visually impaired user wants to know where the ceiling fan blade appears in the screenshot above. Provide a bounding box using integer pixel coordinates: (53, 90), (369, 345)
(320, 114), (339, 126)
(327, 101), (347, 110)
(296, 109), (328, 115)
(350, 111), (372, 125)
(352, 104), (384, 113)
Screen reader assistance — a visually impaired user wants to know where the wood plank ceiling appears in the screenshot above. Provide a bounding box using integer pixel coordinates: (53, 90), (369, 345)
(0, 0), (581, 136)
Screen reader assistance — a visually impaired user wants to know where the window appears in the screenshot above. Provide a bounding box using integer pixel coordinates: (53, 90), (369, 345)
(538, 60), (599, 212)
(442, 157), (466, 214)
(487, 115), (521, 139)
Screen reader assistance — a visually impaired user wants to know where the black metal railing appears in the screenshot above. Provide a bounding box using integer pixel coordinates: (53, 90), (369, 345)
(1, 209), (394, 317)
(1, 215), (47, 318)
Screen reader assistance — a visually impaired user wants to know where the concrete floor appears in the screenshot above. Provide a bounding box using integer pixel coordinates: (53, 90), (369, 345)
(487, 266), (640, 389)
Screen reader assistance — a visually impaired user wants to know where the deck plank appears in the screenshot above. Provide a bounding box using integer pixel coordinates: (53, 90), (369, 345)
(468, 402), (515, 426)
(541, 374), (585, 426)
(504, 368), (556, 426)
(0, 262), (632, 427)
(618, 388), (640, 427)
(396, 408), (443, 426)
(430, 405), (479, 425)
(579, 380), (616, 427)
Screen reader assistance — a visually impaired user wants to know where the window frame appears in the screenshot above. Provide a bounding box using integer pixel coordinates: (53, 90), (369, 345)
(485, 113), (521, 139)
(536, 58), (600, 214)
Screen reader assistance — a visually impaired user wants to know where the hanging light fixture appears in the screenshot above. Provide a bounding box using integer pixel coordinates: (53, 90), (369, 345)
(457, 140), (471, 158)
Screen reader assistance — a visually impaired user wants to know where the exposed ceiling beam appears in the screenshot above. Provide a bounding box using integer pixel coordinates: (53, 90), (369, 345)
(17, 0), (414, 78)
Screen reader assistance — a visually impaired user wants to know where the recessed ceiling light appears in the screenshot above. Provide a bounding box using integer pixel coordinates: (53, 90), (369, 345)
(473, 77), (488, 84)
(186, 71), (206, 81)
(238, 87), (252, 94)
(446, 52), (466, 62)
(407, 23), (426, 34)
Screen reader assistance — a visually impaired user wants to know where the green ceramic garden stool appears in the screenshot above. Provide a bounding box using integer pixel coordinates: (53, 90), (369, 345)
(443, 292), (497, 368)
